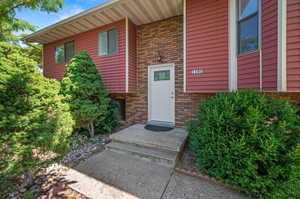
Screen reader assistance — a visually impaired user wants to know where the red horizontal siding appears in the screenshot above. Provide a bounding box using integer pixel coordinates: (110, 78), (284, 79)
(287, 0), (300, 91)
(262, 0), (278, 91)
(237, 51), (260, 90)
(186, 0), (228, 92)
(43, 19), (126, 93)
(128, 19), (137, 93)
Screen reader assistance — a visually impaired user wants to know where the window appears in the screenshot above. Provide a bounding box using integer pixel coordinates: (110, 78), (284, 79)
(55, 45), (64, 64)
(114, 99), (125, 121)
(154, 70), (170, 81)
(55, 41), (75, 64)
(65, 41), (75, 62)
(238, 0), (259, 54)
(99, 28), (118, 56)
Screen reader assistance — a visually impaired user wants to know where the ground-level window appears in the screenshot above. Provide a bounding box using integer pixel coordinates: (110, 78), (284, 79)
(238, 0), (259, 54)
(99, 28), (118, 56)
(114, 99), (125, 121)
(55, 41), (75, 64)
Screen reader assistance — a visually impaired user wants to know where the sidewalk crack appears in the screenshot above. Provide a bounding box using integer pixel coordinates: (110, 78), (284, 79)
(160, 169), (174, 199)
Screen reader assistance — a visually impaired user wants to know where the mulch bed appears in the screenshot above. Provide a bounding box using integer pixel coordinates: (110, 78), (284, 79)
(176, 145), (199, 173)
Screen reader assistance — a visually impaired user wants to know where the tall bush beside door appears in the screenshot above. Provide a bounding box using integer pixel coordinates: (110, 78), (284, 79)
(60, 50), (117, 137)
(188, 90), (300, 199)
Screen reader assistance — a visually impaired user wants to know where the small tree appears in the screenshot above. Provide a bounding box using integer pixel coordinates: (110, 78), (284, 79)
(61, 51), (111, 137)
(0, 42), (74, 183)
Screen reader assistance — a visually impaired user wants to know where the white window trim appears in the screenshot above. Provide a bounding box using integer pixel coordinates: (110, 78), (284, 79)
(229, 0), (263, 91)
(125, 17), (129, 93)
(259, 0), (262, 91)
(98, 28), (118, 56)
(277, 0), (287, 91)
(55, 41), (75, 64)
(183, 0), (187, 93)
(228, 0), (238, 91)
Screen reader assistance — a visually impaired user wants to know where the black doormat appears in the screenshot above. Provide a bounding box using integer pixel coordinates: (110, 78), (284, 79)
(144, 124), (174, 132)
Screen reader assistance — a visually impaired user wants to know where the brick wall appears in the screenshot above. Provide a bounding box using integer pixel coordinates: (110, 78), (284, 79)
(112, 16), (300, 128)
(124, 16), (212, 127)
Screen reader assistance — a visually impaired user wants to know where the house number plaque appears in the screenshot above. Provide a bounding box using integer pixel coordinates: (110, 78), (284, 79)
(191, 69), (204, 75)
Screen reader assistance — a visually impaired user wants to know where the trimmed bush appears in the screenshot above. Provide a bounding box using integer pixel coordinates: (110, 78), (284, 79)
(95, 100), (120, 134)
(0, 42), (74, 177)
(188, 90), (300, 198)
(61, 51), (118, 137)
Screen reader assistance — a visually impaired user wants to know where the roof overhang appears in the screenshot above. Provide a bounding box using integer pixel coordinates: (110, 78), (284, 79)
(24, 0), (183, 44)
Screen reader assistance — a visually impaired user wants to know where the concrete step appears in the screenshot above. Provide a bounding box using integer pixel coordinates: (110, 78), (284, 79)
(106, 141), (178, 167)
(110, 124), (187, 153)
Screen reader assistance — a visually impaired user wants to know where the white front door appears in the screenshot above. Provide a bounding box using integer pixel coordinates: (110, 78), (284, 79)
(148, 63), (175, 123)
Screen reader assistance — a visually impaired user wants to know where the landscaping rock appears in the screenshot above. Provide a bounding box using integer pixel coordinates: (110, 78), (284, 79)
(5, 134), (107, 199)
(101, 135), (111, 144)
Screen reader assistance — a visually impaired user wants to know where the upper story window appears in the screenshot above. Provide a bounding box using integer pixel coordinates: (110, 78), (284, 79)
(65, 41), (75, 62)
(55, 45), (64, 64)
(238, 0), (259, 54)
(99, 28), (118, 56)
(55, 41), (75, 64)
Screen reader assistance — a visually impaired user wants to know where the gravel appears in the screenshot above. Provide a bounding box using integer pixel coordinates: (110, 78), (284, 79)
(5, 134), (109, 199)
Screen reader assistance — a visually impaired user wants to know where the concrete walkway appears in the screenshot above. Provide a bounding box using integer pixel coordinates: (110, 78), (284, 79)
(163, 173), (251, 199)
(62, 150), (252, 199)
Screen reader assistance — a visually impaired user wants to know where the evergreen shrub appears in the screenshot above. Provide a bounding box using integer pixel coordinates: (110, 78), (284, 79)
(188, 90), (300, 198)
(61, 51), (118, 137)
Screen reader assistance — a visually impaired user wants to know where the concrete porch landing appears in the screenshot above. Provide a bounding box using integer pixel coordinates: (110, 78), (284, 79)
(63, 124), (252, 199)
(107, 124), (188, 167)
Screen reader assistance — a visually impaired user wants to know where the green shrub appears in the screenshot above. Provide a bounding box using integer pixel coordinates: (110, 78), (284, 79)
(0, 42), (74, 178)
(61, 51), (117, 137)
(95, 100), (120, 134)
(188, 90), (300, 198)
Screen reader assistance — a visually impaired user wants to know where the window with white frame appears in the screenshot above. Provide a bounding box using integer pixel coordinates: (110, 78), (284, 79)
(238, 0), (259, 54)
(55, 45), (64, 64)
(55, 41), (75, 64)
(98, 28), (118, 56)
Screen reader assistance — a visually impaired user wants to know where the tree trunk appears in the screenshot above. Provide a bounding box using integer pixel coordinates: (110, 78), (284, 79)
(23, 169), (33, 188)
(89, 122), (95, 137)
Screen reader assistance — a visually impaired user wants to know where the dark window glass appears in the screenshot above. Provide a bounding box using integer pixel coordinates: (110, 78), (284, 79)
(239, 15), (258, 54)
(65, 41), (75, 62)
(99, 28), (118, 56)
(154, 70), (170, 81)
(114, 99), (125, 121)
(238, 0), (259, 54)
(108, 29), (118, 54)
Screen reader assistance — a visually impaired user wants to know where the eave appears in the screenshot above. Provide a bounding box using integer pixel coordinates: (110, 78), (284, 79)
(24, 0), (183, 44)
